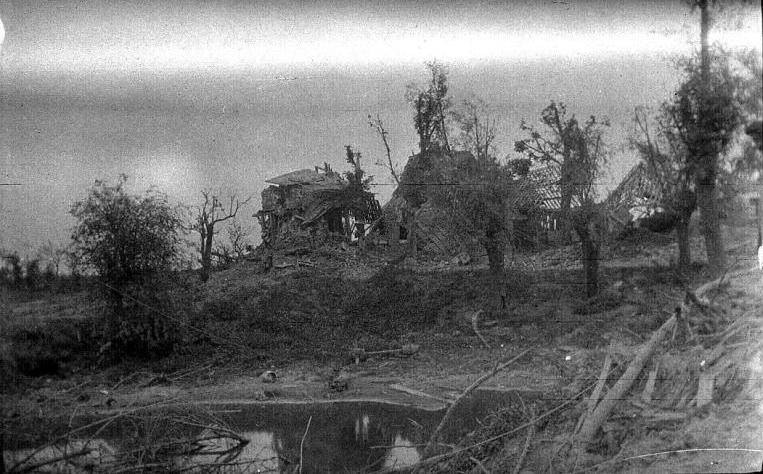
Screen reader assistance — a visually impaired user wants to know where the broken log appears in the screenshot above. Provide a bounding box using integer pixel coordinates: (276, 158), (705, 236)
(471, 310), (491, 349)
(586, 351), (613, 421)
(640, 360), (659, 404)
(388, 384), (452, 404)
(422, 349), (531, 459)
(576, 315), (676, 448)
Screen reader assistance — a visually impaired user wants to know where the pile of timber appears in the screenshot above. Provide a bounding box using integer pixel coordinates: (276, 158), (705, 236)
(575, 268), (762, 449)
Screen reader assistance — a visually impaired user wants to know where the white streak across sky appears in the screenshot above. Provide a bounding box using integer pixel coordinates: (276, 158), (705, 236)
(0, 0), (759, 73)
(0, 1), (761, 254)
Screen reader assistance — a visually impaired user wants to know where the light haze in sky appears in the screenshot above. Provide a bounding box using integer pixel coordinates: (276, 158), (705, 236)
(0, 0), (761, 256)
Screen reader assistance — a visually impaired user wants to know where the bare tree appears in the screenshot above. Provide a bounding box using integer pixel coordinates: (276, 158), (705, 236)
(210, 218), (253, 266)
(368, 113), (400, 185)
(38, 240), (67, 277)
(193, 191), (251, 282)
(226, 218), (252, 259)
(451, 96), (498, 162)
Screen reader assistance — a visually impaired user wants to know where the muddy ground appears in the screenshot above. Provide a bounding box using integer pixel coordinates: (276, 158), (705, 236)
(2, 225), (762, 472)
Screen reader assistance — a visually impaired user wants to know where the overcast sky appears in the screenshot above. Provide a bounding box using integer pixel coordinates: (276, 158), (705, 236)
(1, 0), (761, 256)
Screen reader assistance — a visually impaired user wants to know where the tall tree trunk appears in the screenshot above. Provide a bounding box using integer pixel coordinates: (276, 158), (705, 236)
(408, 208), (418, 258)
(696, 172), (725, 275)
(200, 222), (213, 282)
(700, 0), (710, 80)
(581, 234), (600, 298)
(676, 214), (692, 273)
(573, 207), (600, 298)
(696, 0), (726, 276)
(559, 160), (574, 244)
(483, 217), (506, 309)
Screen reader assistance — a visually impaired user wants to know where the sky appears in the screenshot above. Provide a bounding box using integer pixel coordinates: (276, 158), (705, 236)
(0, 0), (761, 257)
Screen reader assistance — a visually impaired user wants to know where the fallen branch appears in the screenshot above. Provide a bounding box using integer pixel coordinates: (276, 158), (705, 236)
(422, 348), (531, 459)
(298, 416), (312, 474)
(388, 384), (452, 404)
(470, 456), (490, 474)
(471, 310), (491, 349)
(575, 315), (677, 447)
(574, 350), (613, 439)
(388, 379), (599, 474)
(586, 351), (613, 422)
(512, 406), (536, 474)
(10, 447), (94, 474)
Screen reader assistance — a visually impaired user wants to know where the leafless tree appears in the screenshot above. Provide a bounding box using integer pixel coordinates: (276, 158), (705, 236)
(193, 191), (251, 282)
(37, 240), (67, 277)
(451, 96), (498, 162)
(368, 113), (400, 185)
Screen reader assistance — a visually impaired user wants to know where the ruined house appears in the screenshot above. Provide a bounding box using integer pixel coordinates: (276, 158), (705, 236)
(508, 164), (583, 249)
(380, 153), (585, 256)
(604, 162), (664, 223)
(255, 166), (381, 248)
(380, 151), (484, 258)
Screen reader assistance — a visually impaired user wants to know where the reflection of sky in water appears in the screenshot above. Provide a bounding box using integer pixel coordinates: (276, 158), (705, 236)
(384, 434), (421, 471)
(170, 413), (421, 472)
(6, 392), (528, 472)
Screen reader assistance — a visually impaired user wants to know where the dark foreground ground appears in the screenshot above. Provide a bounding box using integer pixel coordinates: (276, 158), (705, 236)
(2, 225), (762, 472)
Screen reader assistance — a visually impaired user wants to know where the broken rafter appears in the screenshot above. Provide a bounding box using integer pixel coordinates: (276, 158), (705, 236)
(575, 315), (677, 448)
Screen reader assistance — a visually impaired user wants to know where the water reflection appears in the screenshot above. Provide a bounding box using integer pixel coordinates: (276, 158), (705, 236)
(242, 401), (439, 473)
(6, 390), (533, 473)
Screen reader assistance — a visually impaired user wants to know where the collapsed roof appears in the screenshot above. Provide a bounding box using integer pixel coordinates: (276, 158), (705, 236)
(512, 164), (582, 212)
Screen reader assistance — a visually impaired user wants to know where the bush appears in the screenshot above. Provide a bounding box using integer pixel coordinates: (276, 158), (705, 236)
(69, 175), (184, 360)
(98, 275), (195, 361)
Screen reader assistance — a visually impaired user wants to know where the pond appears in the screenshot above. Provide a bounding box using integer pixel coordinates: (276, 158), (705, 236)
(5, 389), (540, 473)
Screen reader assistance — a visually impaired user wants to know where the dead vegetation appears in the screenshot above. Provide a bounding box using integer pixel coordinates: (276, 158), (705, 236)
(4, 403), (255, 473)
(407, 264), (763, 473)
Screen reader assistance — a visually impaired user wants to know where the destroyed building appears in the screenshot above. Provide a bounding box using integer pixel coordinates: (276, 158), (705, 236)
(381, 151), (484, 258)
(508, 163), (583, 249)
(255, 165), (381, 248)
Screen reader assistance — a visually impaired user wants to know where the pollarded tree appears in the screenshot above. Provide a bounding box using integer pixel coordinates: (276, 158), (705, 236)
(515, 102), (610, 244)
(515, 102), (610, 297)
(632, 106), (697, 273)
(670, 50), (742, 275)
(70, 174), (183, 313)
(682, 0), (750, 275)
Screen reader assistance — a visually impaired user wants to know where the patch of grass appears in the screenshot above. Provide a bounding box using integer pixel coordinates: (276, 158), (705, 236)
(1, 317), (98, 384)
(200, 266), (533, 361)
